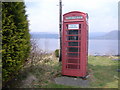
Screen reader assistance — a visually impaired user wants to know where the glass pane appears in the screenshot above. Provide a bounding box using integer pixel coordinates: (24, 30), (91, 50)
(67, 53), (78, 57)
(68, 42), (79, 46)
(66, 64), (79, 69)
(79, 24), (81, 29)
(67, 36), (78, 40)
(67, 30), (78, 35)
(68, 47), (78, 52)
(67, 59), (78, 63)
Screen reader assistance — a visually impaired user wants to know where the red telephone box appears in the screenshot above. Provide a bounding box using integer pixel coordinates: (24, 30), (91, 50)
(62, 11), (88, 77)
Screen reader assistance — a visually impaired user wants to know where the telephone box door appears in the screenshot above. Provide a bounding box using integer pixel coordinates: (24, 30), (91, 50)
(62, 22), (86, 76)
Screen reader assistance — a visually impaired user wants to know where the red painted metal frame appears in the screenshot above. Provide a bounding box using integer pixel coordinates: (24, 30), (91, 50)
(62, 11), (88, 77)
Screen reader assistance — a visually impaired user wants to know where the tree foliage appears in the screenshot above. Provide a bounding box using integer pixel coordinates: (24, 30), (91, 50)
(55, 49), (59, 57)
(2, 2), (30, 83)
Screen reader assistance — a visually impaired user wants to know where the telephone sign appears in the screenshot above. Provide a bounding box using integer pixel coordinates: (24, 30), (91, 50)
(68, 24), (79, 29)
(66, 16), (83, 19)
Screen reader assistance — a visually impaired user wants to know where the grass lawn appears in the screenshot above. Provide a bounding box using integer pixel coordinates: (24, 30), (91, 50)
(88, 56), (119, 88)
(5, 55), (119, 88)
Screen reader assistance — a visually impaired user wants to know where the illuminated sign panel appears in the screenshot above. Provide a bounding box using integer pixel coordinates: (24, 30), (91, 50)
(68, 24), (79, 29)
(66, 16), (83, 20)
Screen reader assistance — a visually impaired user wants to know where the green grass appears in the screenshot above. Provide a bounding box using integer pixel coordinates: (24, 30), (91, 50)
(5, 55), (119, 88)
(40, 83), (79, 88)
(88, 56), (119, 88)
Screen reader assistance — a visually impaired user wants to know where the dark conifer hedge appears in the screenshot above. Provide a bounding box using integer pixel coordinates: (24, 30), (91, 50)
(2, 2), (31, 83)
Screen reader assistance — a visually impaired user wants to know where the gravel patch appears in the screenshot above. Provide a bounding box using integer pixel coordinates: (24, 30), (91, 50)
(54, 76), (90, 87)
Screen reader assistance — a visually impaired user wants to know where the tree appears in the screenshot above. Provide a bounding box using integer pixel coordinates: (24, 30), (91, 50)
(2, 2), (31, 84)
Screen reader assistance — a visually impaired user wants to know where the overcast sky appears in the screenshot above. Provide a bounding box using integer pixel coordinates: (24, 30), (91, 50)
(25, 0), (119, 33)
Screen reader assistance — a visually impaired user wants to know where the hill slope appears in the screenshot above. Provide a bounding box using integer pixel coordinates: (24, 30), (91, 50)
(91, 30), (119, 40)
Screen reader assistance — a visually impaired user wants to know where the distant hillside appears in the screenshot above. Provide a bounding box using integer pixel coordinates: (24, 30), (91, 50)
(89, 32), (107, 39)
(91, 30), (119, 40)
(30, 32), (59, 39)
(30, 30), (119, 40)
